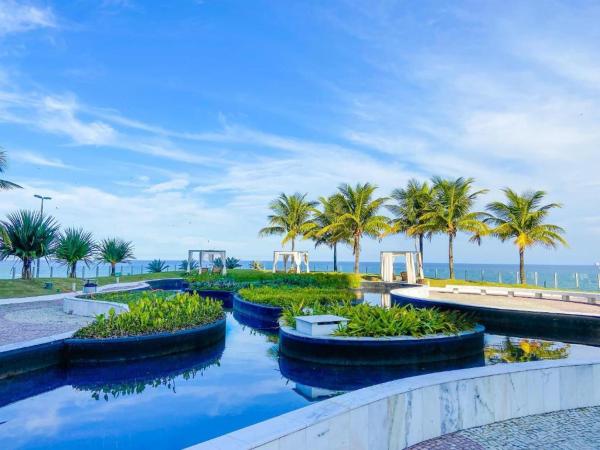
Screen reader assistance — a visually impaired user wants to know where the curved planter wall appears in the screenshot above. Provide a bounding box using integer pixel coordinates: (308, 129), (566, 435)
(63, 297), (129, 318)
(279, 325), (485, 366)
(146, 278), (190, 291)
(391, 290), (600, 346)
(233, 295), (282, 327)
(65, 318), (226, 363)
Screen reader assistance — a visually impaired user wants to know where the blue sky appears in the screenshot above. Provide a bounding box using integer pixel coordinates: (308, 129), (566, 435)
(0, 0), (598, 264)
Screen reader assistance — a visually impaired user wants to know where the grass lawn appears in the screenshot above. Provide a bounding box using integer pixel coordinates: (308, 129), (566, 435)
(0, 271), (185, 299)
(426, 278), (559, 290)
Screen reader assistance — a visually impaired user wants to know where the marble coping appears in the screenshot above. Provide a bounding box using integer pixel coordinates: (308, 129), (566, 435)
(187, 357), (600, 450)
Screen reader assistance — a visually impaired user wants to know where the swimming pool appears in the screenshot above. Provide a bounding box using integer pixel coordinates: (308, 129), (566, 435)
(0, 297), (598, 449)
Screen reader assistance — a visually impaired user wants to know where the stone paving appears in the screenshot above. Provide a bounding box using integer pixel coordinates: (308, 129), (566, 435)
(428, 292), (600, 316)
(410, 406), (600, 449)
(0, 300), (91, 346)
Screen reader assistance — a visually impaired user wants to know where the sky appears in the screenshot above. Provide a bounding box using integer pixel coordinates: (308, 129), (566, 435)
(0, 0), (599, 265)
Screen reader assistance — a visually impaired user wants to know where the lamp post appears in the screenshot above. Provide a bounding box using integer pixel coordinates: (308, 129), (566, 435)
(34, 194), (52, 278)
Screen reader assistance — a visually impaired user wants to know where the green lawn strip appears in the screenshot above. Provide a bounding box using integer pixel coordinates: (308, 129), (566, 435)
(0, 271), (185, 299)
(425, 278), (578, 291)
(74, 292), (224, 338)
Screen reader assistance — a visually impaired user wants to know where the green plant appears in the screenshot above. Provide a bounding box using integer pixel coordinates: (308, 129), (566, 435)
(304, 195), (350, 272)
(419, 177), (488, 279)
(0, 149), (22, 191)
(74, 292), (224, 338)
(0, 210), (60, 279)
(322, 183), (390, 273)
(282, 303), (475, 338)
(259, 193), (317, 269)
(250, 260), (264, 270)
(98, 238), (135, 276)
(238, 286), (356, 308)
(55, 227), (96, 278)
(179, 259), (199, 271)
(387, 179), (433, 263)
(485, 189), (567, 285)
(86, 290), (174, 305)
(147, 259), (169, 273)
(485, 337), (569, 363)
(214, 257), (242, 270)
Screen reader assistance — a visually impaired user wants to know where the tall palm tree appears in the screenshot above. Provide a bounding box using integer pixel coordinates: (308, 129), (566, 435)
(485, 189), (567, 285)
(258, 192), (317, 252)
(387, 179), (433, 264)
(420, 177), (488, 279)
(0, 149), (22, 190)
(324, 183), (389, 273)
(55, 227), (96, 278)
(304, 195), (350, 272)
(98, 238), (135, 276)
(0, 210), (59, 279)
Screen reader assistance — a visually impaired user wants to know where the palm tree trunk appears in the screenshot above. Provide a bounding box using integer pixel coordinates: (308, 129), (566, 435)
(69, 262), (77, 278)
(333, 243), (338, 272)
(22, 258), (32, 280)
(353, 236), (360, 274)
(519, 247), (525, 285)
(418, 234), (424, 260)
(111, 262), (116, 276)
(448, 233), (455, 279)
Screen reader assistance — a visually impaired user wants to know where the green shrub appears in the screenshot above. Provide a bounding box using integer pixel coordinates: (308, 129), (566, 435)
(185, 269), (361, 289)
(238, 286), (356, 308)
(282, 303), (475, 338)
(74, 292), (224, 338)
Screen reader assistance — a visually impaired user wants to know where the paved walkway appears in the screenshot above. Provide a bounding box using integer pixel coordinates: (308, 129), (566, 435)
(428, 292), (600, 317)
(0, 300), (92, 346)
(409, 406), (600, 449)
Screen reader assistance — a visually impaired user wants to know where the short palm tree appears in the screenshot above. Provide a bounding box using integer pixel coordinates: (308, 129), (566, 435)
(485, 189), (567, 284)
(387, 179), (433, 269)
(179, 259), (198, 271)
(324, 183), (389, 273)
(0, 149), (22, 190)
(259, 193), (317, 270)
(98, 238), (135, 276)
(305, 195), (350, 272)
(147, 259), (169, 273)
(55, 227), (96, 278)
(0, 210), (59, 279)
(420, 177), (488, 279)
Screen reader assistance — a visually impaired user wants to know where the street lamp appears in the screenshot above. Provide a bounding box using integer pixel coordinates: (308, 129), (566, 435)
(33, 194), (52, 278)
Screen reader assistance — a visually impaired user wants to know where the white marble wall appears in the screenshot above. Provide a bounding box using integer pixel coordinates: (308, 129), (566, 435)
(63, 297), (129, 317)
(187, 359), (600, 450)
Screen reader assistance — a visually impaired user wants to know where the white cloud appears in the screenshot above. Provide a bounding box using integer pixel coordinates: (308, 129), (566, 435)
(145, 177), (190, 193)
(0, 0), (56, 36)
(13, 150), (75, 169)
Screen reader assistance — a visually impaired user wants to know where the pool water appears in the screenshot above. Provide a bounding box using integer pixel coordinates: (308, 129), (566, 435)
(1, 300), (599, 449)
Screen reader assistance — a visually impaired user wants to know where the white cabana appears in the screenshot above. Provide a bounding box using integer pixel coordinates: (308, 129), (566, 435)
(272, 251), (310, 274)
(187, 249), (227, 275)
(380, 251), (424, 284)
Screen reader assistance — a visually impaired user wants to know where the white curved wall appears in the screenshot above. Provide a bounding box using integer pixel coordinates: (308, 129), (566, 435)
(63, 297), (129, 317)
(187, 358), (600, 450)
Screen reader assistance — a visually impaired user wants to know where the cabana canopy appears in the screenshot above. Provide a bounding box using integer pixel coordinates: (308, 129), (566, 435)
(188, 249), (227, 275)
(380, 251), (423, 283)
(273, 251), (309, 274)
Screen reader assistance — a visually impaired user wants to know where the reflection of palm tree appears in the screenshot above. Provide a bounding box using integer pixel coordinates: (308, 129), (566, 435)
(0, 149), (22, 191)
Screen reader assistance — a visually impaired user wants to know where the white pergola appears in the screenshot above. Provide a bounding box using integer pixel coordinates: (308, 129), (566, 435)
(380, 251), (424, 284)
(272, 251), (310, 274)
(187, 249), (227, 275)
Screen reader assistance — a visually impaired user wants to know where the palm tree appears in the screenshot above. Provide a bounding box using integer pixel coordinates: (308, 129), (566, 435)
(305, 195), (350, 272)
(147, 259), (168, 273)
(387, 179), (433, 266)
(325, 183), (389, 273)
(485, 189), (567, 284)
(55, 227), (96, 278)
(0, 149), (22, 190)
(420, 177), (488, 279)
(259, 193), (317, 270)
(0, 210), (59, 279)
(98, 238), (135, 276)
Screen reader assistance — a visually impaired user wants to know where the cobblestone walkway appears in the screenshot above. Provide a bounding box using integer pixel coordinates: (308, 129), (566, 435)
(0, 300), (91, 346)
(410, 406), (600, 449)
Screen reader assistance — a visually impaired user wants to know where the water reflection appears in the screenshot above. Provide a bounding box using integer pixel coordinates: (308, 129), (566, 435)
(485, 337), (570, 364)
